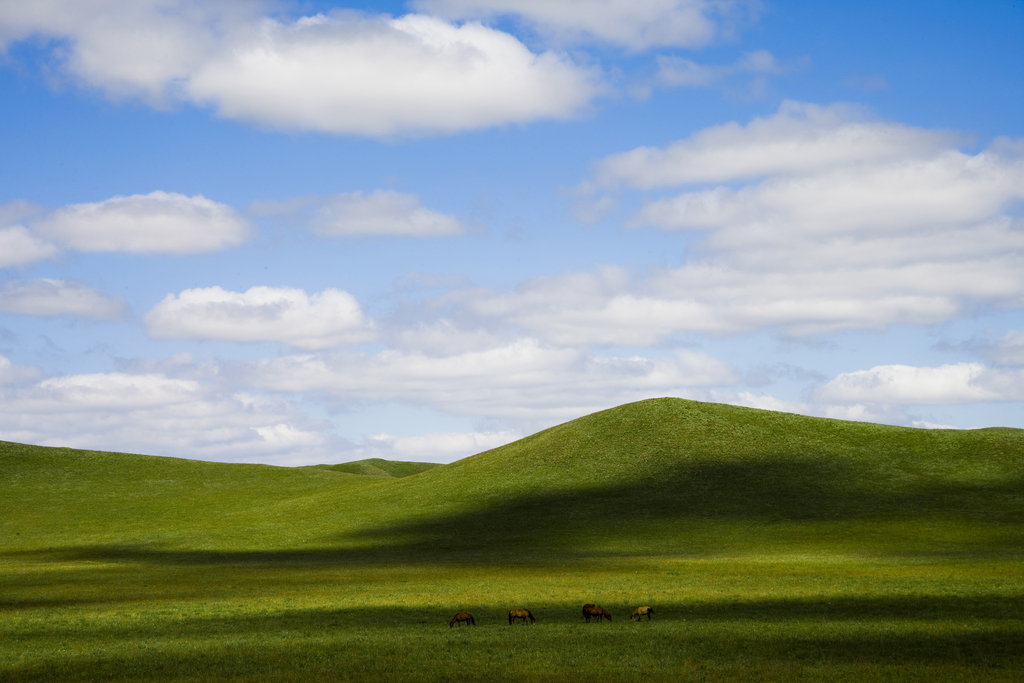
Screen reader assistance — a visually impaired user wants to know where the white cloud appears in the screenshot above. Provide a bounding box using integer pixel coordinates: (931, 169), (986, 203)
(357, 430), (521, 463)
(446, 245), (1024, 340)
(145, 286), (376, 350)
(0, 355), (41, 386)
(228, 338), (737, 421)
(0, 370), (332, 465)
(0, 199), (42, 225)
(189, 13), (601, 136)
(1, 2), (601, 136)
(632, 148), (1024, 241)
(507, 103), (1024, 341)
(0, 361), (521, 465)
(391, 320), (513, 356)
(0, 338), (738, 465)
(594, 101), (961, 188)
(0, 226), (57, 268)
(0, 279), (128, 319)
(815, 363), (1024, 405)
(448, 266), (704, 345)
(413, 0), (758, 50)
(33, 191), (250, 254)
(270, 190), (464, 237)
(0, 0), (253, 102)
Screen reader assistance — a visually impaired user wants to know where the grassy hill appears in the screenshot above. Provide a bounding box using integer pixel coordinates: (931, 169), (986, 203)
(311, 458), (440, 478)
(2, 397), (1023, 682)
(2, 397), (1022, 559)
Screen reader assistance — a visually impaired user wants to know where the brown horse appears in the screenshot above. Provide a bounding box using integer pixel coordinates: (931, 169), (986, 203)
(630, 606), (654, 621)
(508, 608), (536, 625)
(582, 604), (612, 622)
(449, 611), (475, 627)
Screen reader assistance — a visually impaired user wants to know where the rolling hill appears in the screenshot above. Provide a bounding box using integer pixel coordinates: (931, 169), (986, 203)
(3, 398), (1024, 682)
(2, 397), (1022, 562)
(311, 458), (440, 478)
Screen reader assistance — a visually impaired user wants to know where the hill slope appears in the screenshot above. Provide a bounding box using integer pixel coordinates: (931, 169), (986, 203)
(2, 398), (1022, 562)
(311, 458), (439, 478)
(353, 397), (1024, 557)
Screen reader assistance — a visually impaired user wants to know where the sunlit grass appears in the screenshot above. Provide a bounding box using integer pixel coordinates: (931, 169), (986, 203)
(2, 398), (1022, 680)
(3, 556), (1022, 682)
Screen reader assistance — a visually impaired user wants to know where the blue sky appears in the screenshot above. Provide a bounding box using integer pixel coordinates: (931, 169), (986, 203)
(1, 0), (1022, 465)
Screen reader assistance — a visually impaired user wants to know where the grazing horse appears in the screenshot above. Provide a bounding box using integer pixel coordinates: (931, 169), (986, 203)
(582, 604), (612, 622)
(449, 612), (475, 628)
(508, 608), (536, 625)
(630, 606), (654, 621)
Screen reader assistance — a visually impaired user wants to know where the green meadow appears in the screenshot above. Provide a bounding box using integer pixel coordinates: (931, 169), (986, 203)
(2, 398), (1023, 681)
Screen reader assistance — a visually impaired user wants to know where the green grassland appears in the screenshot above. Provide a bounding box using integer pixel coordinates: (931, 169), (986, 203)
(309, 458), (440, 478)
(2, 398), (1023, 681)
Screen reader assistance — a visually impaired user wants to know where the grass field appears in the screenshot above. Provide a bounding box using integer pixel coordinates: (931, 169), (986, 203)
(2, 398), (1023, 681)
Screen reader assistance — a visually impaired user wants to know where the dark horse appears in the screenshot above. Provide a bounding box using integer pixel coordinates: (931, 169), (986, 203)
(508, 608), (536, 625)
(449, 612), (475, 627)
(582, 604), (612, 622)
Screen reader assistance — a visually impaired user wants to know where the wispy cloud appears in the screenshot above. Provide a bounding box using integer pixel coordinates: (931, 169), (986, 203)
(655, 49), (802, 91)
(253, 190), (464, 238)
(413, 0), (762, 50)
(0, 279), (129, 320)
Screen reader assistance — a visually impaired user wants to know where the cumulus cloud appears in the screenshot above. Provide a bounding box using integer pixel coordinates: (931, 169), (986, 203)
(144, 286), (375, 349)
(413, 0), (759, 50)
(594, 101), (961, 188)
(256, 190), (464, 237)
(632, 147), (1023, 242)
(33, 191), (250, 254)
(0, 371), (332, 465)
(188, 13), (600, 136)
(0, 361), (523, 464)
(0, 337), (739, 465)
(509, 103), (1024, 342)
(0, 226), (57, 268)
(0, 1), (601, 136)
(227, 338), (737, 420)
(815, 363), (1024, 405)
(0, 279), (129, 319)
(0, 0), (261, 102)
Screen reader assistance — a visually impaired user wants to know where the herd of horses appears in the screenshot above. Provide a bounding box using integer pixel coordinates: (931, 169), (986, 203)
(449, 604), (653, 627)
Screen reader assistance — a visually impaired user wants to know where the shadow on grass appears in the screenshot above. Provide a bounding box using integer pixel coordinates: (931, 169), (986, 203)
(6, 595), (1024, 627)
(4, 459), (1023, 568)
(345, 459), (1024, 554)
(3, 598), (1024, 682)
